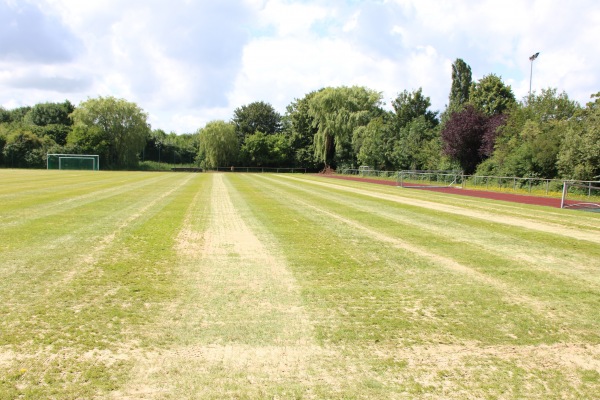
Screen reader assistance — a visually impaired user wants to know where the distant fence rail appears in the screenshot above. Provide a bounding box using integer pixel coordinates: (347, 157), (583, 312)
(340, 168), (598, 197)
(171, 167), (202, 172)
(212, 166), (308, 173)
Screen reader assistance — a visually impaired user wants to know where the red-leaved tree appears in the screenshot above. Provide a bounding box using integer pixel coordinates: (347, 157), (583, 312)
(441, 105), (505, 174)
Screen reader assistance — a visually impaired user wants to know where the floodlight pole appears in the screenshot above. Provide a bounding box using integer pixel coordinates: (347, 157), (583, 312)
(529, 52), (539, 101)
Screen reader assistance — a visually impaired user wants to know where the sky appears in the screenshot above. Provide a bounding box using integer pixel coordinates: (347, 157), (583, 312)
(1, 0), (599, 134)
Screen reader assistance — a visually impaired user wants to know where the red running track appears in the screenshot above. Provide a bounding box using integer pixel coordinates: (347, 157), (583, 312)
(319, 174), (563, 208)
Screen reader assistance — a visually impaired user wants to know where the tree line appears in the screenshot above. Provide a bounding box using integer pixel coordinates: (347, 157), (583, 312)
(1, 58), (598, 180)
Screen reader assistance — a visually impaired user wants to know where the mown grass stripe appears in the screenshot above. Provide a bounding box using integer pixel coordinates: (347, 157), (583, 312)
(0, 173), (178, 230)
(301, 175), (600, 232)
(235, 176), (551, 343)
(249, 174), (599, 343)
(113, 173), (322, 398)
(266, 175), (600, 287)
(282, 175), (600, 243)
(229, 174), (599, 399)
(1, 171), (599, 399)
(1, 172), (202, 399)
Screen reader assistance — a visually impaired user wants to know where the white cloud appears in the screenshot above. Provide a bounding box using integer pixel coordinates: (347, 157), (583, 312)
(1, 0), (599, 133)
(258, 0), (330, 37)
(342, 11), (360, 32)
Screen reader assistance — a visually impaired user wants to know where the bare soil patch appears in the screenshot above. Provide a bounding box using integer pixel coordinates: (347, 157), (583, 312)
(0, 348), (15, 369)
(115, 174), (319, 398)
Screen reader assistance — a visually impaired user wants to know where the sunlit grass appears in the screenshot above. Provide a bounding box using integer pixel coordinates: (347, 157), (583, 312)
(0, 170), (599, 399)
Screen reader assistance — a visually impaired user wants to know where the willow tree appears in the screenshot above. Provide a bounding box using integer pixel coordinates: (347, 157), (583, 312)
(197, 120), (238, 169)
(308, 86), (382, 169)
(70, 96), (150, 168)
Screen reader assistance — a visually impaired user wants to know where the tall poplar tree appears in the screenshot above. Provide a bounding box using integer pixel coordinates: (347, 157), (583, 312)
(448, 58), (472, 111)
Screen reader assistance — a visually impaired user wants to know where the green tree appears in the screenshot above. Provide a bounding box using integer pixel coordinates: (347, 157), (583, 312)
(557, 93), (600, 180)
(0, 127), (8, 166)
(6, 106), (31, 123)
(0, 107), (10, 123)
(239, 132), (291, 167)
(67, 125), (110, 164)
(308, 86), (383, 169)
(480, 89), (580, 178)
(354, 116), (395, 170)
(284, 91), (319, 169)
(2, 129), (47, 168)
(169, 132), (199, 165)
(469, 74), (516, 116)
(197, 120), (238, 169)
(448, 58), (472, 111)
(70, 96), (150, 168)
(232, 101), (282, 145)
(524, 88), (580, 121)
(142, 129), (188, 165)
(28, 101), (74, 126)
(392, 116), (440, 171)
(484, 119), (564, 178)
(391, 88), (438, 130)
(33, 124), (71, 146)
(142, 129), (167, 163)
(388, 88), (440, 171)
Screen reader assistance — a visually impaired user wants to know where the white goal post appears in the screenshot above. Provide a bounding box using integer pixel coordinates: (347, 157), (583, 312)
(47, 154), (100, 171)
(561, 180), (600, 211)
(397, 170), (463, 188)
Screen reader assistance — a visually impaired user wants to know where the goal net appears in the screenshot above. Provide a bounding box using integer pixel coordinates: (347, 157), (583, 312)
(47, 154), (100, 171)
(397, 170), (463, 189)
(561, 181), (600, 211)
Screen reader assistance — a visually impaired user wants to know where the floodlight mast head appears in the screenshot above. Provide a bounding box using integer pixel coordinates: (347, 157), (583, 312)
(529, 52), (540, 101)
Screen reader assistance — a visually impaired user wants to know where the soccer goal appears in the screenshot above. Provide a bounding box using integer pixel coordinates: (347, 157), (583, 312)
(561, 180), (600, 211)
(397, 170), (463, 188)
(47, 154), (100, 171)
(358, 165), (373, 176)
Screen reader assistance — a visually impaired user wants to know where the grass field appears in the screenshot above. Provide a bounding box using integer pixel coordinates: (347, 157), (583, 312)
(1, 169), (599, 399)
